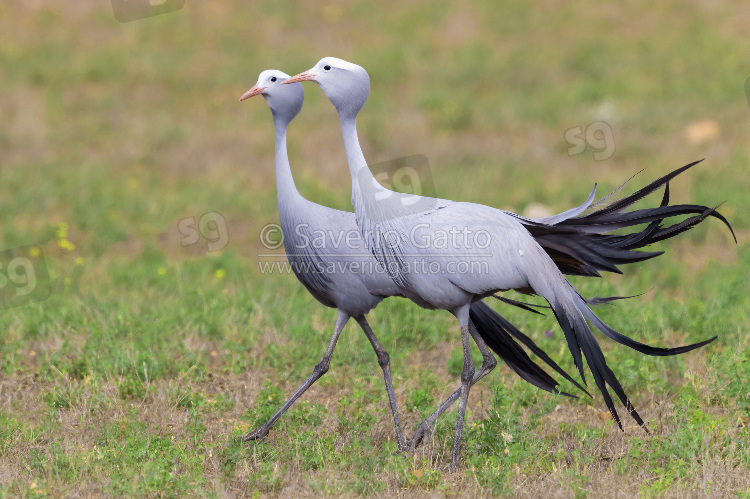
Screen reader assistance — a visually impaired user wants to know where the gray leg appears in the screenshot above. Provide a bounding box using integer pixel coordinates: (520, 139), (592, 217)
(242, 310), (349, 442)
(450, 305), (474, 471)
(409, 319), (497, 450)
(354, 315), (407, 451)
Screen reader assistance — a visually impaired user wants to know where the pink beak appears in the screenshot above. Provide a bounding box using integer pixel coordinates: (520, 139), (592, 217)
(239, 84), (266, 101)
(282, 71), (316, 84)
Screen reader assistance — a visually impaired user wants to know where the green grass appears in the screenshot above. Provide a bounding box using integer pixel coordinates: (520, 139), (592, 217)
(0, 1), (748, 497)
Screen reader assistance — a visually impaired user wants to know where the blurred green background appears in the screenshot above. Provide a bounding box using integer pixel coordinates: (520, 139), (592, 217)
(0, 1), (747, 496)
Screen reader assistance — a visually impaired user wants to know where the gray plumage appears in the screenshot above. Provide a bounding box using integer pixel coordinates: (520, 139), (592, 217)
(239, 70), (590, 450)
(286, 57), (732, 470)
(239, 70), (405, 448)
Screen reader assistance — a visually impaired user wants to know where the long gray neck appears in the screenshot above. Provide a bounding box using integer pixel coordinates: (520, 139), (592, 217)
(273, 114), (303, 210)
(339, 114), (374, 212)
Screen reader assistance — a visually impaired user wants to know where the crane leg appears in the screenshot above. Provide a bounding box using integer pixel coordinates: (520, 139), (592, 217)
(354, 315), (407, 451)
(450, 305), (474, 472)
(242, 310), (349, 442)
(408, 318), (496, 451)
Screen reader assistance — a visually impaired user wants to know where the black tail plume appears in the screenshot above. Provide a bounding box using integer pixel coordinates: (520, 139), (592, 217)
(548, 297), (647, 432)
(469, 301), (590, 398)
(522, 161), (736, 277)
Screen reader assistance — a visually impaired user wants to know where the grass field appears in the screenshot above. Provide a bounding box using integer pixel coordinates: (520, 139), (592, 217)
(0, 1), (748, 497)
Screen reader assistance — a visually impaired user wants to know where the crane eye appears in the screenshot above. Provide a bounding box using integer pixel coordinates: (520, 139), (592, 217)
(323, 65), (332, 71)
(270, 76), (277, 82)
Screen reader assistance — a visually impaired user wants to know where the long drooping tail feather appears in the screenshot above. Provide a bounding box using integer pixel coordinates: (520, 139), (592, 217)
(547, 293), (645, 431)
(469, 301), (590, 398)
(518, 160), (736, 277)
(472, 294), (646, 399)
(492, 295), (549, 314)
(545, 282), (716, 431)
(477, 161), (729, 429)
(492, 291), (640, 310)
(576, 293), (717, 357)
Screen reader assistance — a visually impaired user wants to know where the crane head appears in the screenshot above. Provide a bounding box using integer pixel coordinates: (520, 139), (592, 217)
(284, 57), (370, 119)
(240, 70), (304, 122)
